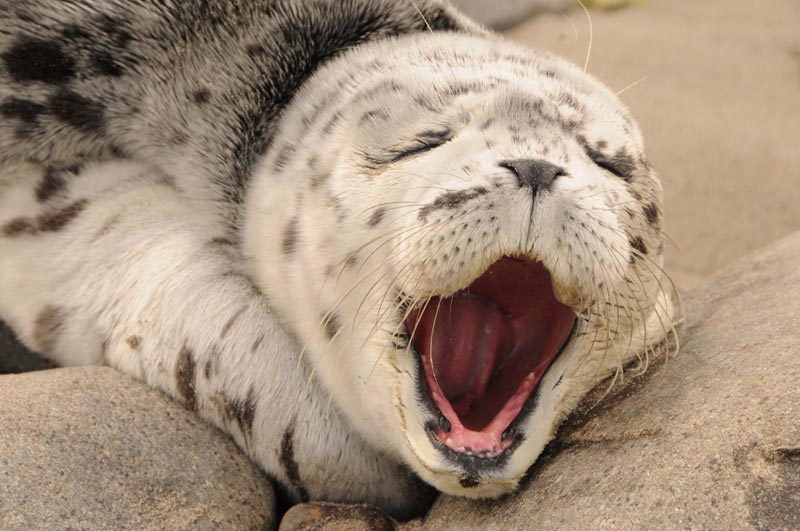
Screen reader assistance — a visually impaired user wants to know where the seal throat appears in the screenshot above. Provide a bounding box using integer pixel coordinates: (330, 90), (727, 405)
(406, 257), (575, 457)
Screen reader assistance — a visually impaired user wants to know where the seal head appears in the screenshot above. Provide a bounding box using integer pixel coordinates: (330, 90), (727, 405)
(245, 32), (674, 496)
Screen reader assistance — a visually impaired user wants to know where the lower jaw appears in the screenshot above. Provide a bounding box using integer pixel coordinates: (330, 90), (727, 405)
(411, 439), (524, 497)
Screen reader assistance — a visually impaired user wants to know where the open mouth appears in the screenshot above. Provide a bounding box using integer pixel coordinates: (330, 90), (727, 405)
(406, 257), (575, 458)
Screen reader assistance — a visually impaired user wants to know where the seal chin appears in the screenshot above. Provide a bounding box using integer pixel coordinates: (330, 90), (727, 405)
(405, 256), (575, 463)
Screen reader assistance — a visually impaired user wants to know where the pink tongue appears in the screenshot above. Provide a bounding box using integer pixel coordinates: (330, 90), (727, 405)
(420, 296), (505, 403)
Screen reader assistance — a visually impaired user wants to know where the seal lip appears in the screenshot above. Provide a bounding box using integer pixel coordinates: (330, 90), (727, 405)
(406, 256), (578, 462)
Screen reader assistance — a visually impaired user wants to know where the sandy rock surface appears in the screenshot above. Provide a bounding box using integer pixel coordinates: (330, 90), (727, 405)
(280, 502), (397, 531)
(0, 366), (275, 531)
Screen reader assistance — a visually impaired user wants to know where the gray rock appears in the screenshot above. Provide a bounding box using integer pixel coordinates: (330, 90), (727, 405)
(0, 366), (275, 531)
(398, 232), (800, 530)
(280, 502), (397, 531)
(450, 0), (570, 29)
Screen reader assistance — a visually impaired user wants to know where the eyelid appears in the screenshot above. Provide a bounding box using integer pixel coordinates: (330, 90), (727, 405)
(591, 156), (625, 178)
(578, 136), (634, 181)
(387, 128), (453, 162)
(361, 128), (453, 169)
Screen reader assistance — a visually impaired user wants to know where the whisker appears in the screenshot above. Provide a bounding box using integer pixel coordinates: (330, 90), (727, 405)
(576, 0), (594, 73)
(617, 74), (653, 96)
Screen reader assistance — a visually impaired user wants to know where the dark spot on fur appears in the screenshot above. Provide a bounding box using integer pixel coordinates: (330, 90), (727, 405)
(344, 254), (359, 270)
(310, 172), (330, 190)
(0, 97), (47, 123)
(49, 89), (106, 132)
(323, 312), (341, 340)
(559, 92), (584, 112)
(367, 207), (385, 227)
(33, 305), (65, 354)
(251, 333), (265, 353)
(413, 95), (439, 113)
(419, 187), (489, 221)
(170, 129), (189, 145)
(209, 236), (235, 247)
(108, 144), (130, 159)
(37, 199), (88, 232)
(220, 306), (246, 339)
(224, 389), (257, 439)
(2, 217), (36, 236)
(280, 424), (310, 502)
(62, 25), (90, 41)
(126, 335), (142, 350)
(92, 214), (122, 242)
(154, 174), (177, 189)
(95, 14), (133, 48)
(3, 199), (88, 237)
(282, 217), (299, 255)
(643, 202), (660, 226)
(192, 88), (211, 105)
(321, 111), (342, 135)
(2, 37), (76, 84)
(629, 235), (648, 257)
(273, 144), (296, 170)
(358, 109), (390, 125)
(36, 164), (80, 202)
(246, 43), (266, 56)
(175, 345), (197, 410)
(459, 475), (480, 488)
(91, 52), (124, 77)
(479, 118), (495, 132)
(204, 346), (220, 379)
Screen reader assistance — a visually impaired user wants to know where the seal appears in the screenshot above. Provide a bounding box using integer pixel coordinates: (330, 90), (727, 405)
(0, 0), (676, 518)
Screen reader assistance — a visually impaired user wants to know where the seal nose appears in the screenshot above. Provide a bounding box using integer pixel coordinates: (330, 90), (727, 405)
(500, 159), (566, 194)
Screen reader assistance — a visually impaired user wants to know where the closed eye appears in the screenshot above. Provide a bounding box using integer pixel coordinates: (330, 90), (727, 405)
(368, 129), (452, 166)
(591, 155), (627, 179)
(579, 137), (635, 182)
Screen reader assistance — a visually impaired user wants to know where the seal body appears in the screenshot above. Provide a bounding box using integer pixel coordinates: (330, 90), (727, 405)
(0, 0), (675, 516)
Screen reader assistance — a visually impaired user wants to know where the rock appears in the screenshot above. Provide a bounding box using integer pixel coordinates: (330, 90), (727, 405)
(280, 502), (397, 531)
(0, 366), (275, 531)
(450, 0), (570, 29)
(397, 232), (800, 530)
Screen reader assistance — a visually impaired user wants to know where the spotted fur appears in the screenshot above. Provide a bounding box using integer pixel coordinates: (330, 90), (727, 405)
(0, 0), (675, 518)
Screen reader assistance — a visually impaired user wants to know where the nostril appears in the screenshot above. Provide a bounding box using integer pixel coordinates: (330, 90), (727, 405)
(500, 159), (566, 193)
